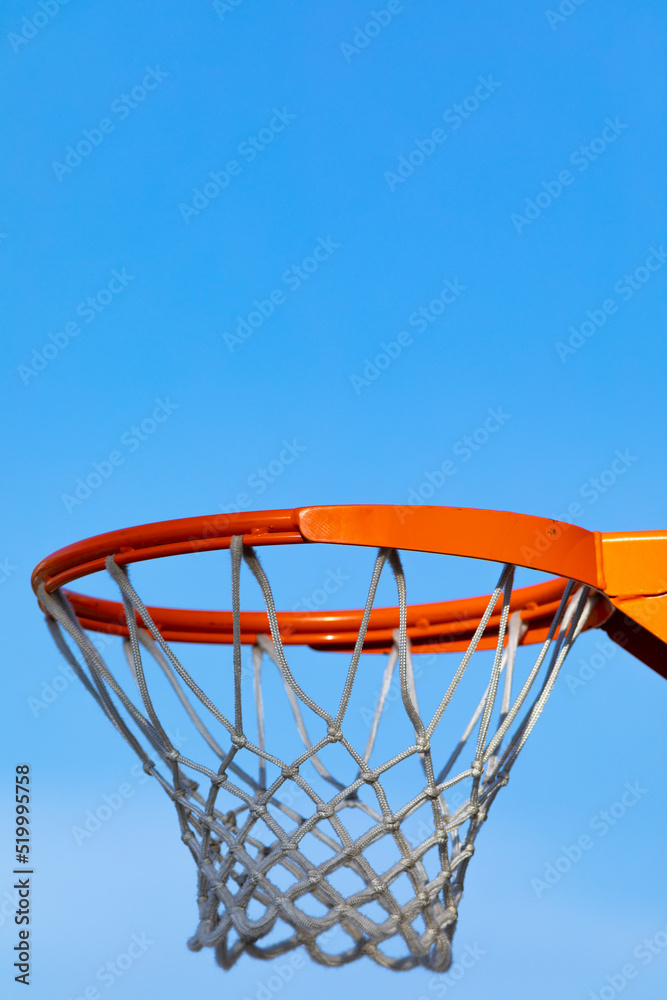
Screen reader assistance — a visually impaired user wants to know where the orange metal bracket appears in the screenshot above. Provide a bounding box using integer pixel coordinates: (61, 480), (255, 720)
(597, 531), (667, 676)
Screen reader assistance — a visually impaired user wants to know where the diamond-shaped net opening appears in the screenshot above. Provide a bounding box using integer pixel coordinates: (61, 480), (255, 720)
(38, 540), (599, 972)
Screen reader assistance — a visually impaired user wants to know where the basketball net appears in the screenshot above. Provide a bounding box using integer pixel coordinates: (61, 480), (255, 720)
(38, 540), (598, 972)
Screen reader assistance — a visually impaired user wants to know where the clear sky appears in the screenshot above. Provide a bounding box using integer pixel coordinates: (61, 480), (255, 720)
(1, 1), (666, 998)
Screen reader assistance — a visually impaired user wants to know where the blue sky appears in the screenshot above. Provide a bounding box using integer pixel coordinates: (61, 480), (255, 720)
(1, 1), (666, 998)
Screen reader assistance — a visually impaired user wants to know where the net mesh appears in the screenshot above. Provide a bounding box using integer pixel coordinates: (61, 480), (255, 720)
(38, 541), (598, 972)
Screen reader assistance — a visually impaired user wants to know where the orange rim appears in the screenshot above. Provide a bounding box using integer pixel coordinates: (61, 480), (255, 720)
(31, 505), (667, 669)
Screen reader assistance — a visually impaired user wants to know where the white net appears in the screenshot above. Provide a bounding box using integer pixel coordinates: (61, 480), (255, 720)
(38, 540), (598, 972)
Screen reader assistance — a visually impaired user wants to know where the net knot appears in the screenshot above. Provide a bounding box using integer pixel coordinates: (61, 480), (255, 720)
(230, 733), (247, 749)
(361, 768), (379, 785)
(165, 747), (180, 762)
(281, 764), (299, 780)
(439, 906), (458, 929)
(211, 771), (227, 787)
(470, 759), (483, 778)
(317, 802), (335, 819)
(326, 724), (342, 743)
(415, 735), (430, 753)
(249, 802), (267, 818)
(383, 815), (399, 832)
(424, 784), (440, 799)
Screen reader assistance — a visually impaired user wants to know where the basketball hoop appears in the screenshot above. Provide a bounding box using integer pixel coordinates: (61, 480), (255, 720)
(32, 506), (667, 971)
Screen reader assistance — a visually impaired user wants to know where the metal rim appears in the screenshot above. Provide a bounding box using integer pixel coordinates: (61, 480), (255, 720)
(31, 505), (617, 652)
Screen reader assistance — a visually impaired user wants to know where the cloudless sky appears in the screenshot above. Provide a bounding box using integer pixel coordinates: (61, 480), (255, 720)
(1, 2), (666, 998)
